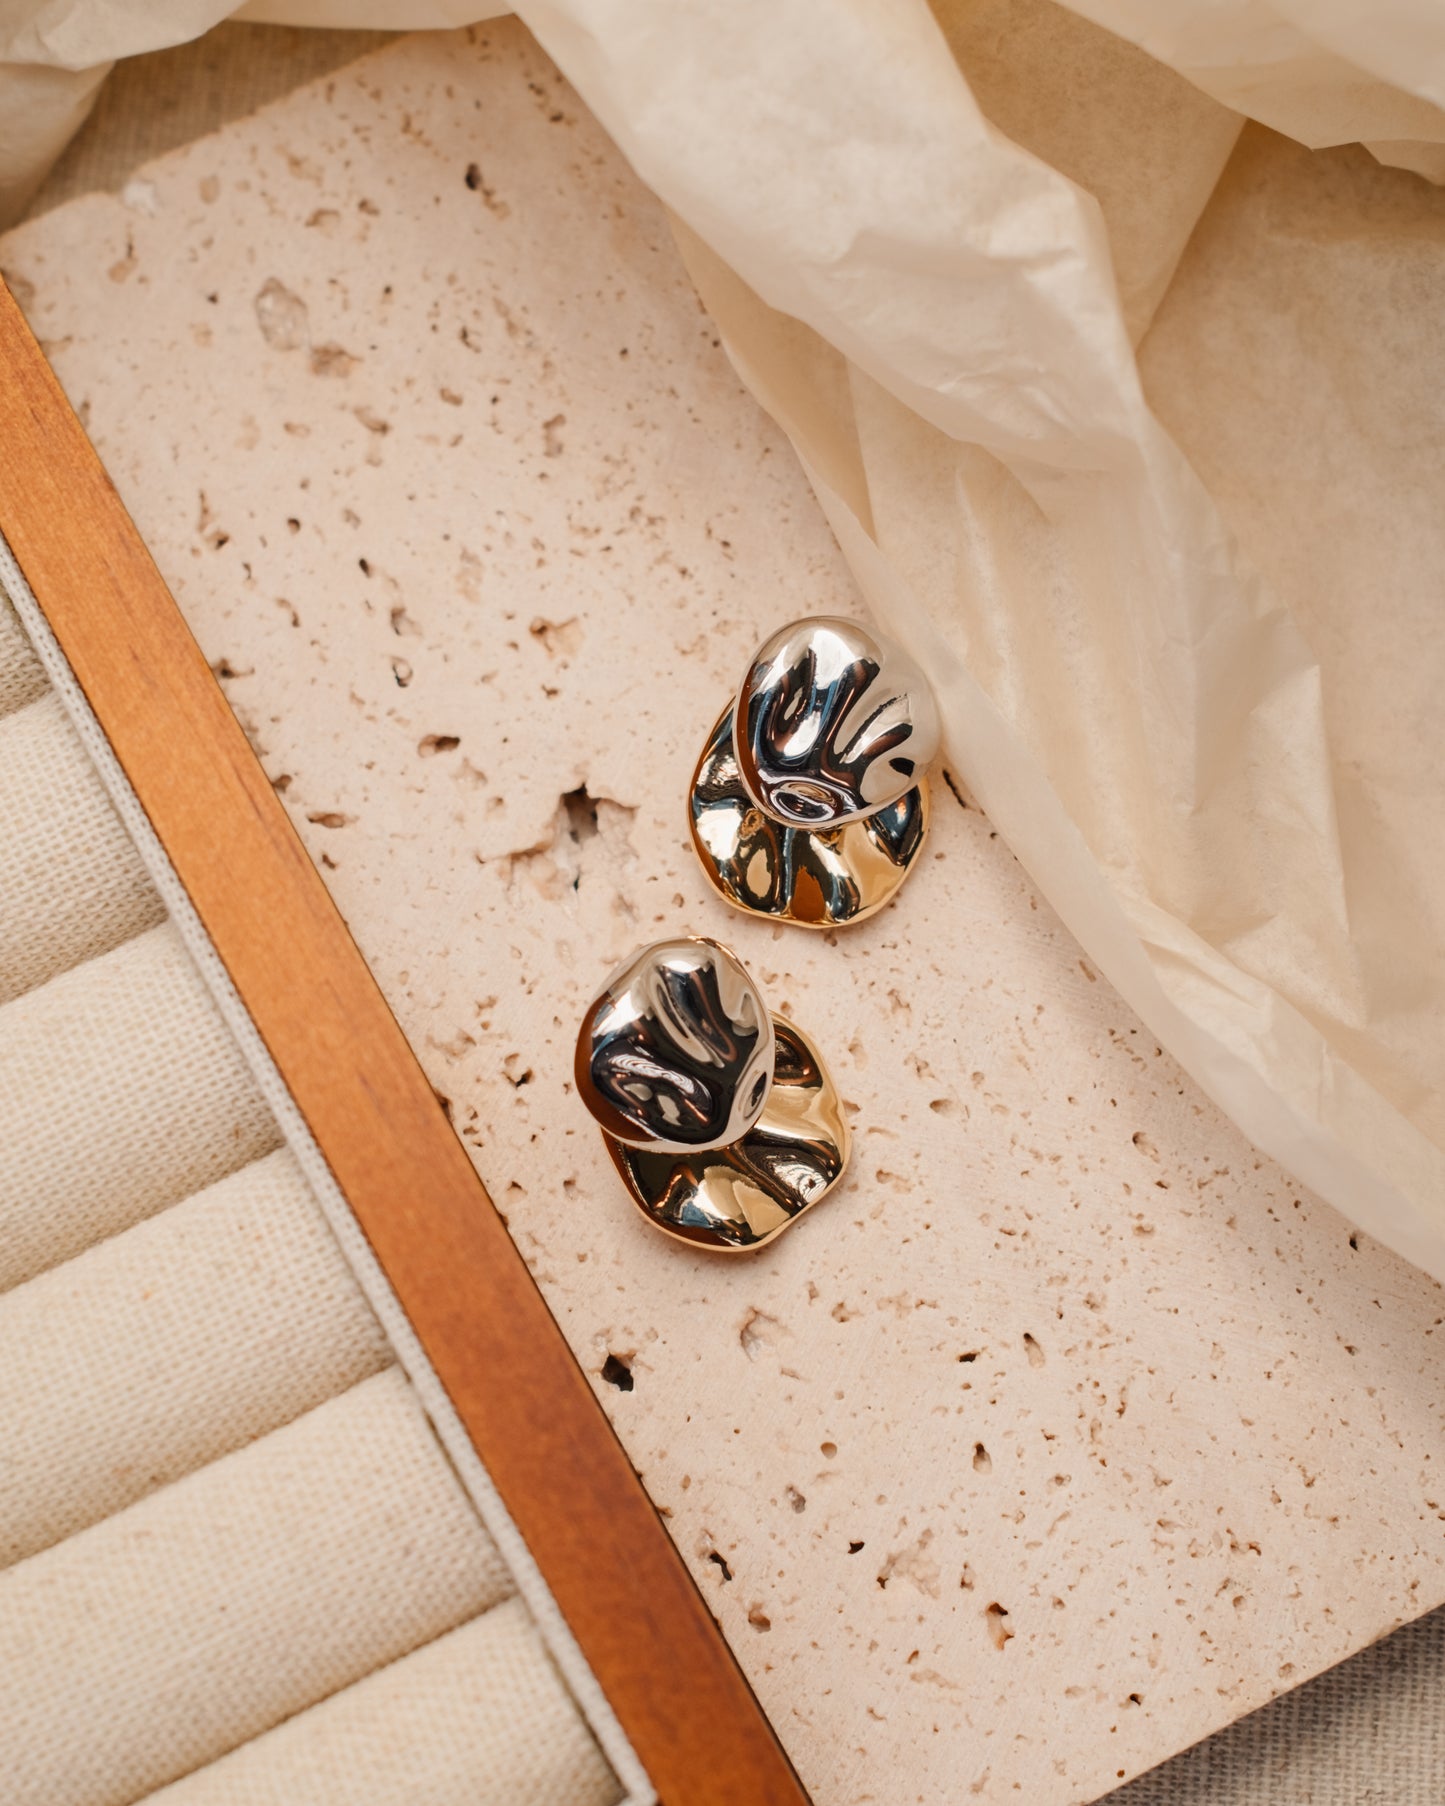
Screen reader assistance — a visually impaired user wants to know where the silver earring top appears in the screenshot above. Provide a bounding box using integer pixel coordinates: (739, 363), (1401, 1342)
(574, 937), (776, 1153)
(733, 616), (940, 829)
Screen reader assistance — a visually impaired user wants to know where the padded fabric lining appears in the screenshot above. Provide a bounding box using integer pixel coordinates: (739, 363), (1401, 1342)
(0, 922), (283, 1290)
(141, 1597), (621, 1806)
(0, 1370), (514, 1806)
(0, 1147), (392, 1565)
(0, 690), (164, 1005)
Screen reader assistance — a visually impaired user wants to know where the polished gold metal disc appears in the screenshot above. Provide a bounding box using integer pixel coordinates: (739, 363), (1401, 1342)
(689, 706), (929, 928)
(603, 1015), (850, 1252)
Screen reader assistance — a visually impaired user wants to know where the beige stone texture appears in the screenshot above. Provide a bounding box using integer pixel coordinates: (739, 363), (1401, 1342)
(2, 24), (1443, 1805)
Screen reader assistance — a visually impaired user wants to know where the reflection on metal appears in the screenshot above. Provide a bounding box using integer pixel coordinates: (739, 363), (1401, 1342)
(605, 1016), (850, 1252)
(577, 939), (850, 1251)
(575, 937), (775, 1152)
(690, 705), (929, 929)
(734, 616), (939, 827)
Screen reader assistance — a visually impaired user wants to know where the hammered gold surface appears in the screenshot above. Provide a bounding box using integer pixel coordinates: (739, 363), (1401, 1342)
(689, 707), (928, 929)
(602, 1016), (849, 1251)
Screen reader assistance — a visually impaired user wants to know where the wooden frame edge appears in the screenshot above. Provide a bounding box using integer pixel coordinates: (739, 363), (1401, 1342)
(0, 278), (810, 1806)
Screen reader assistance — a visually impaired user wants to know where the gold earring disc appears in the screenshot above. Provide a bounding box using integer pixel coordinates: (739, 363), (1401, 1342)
(689, 706), (928, 928)
(602, 1013), (850, 1251)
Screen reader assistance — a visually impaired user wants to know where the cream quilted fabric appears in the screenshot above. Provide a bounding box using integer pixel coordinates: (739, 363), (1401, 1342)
(0, 589), (44, 714)
(0, 1147), (391, 1564)
(0, 1370), (513, 1806)
(0, 922), (283, 1289)
(142, 1598), (621, 1806)
(0, 689), (163, 1004)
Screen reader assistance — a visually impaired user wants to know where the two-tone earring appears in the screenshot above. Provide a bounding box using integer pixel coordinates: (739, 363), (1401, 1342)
(689, 616), (940, 928)
(575, 936), (849, 1252)
(575, 619), (935, 1243)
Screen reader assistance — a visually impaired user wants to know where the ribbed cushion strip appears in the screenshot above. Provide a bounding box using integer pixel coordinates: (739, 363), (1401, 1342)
(0, 1147), (391, 1565)
(0, 921), (281, 1290)
(0, 1367), (513, 1806)
(0, 588), (46, 717)
(140, 1597), (623, 1806)
(0, 690), (164, 1005)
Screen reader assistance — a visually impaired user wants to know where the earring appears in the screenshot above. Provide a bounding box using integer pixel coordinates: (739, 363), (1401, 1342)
(575, 936), (850, 1252)
(689, 616), (938, 928)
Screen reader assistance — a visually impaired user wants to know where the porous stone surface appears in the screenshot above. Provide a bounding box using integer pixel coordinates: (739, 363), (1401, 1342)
(3, 26), (1443, 1805)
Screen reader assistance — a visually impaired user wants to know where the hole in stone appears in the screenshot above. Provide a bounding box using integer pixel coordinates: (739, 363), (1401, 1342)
(1023, 1332), (1045, 1367)
(562, 785), (600, 844)
(957, 1351), (979, 1363)
(418, 733), (461, 756)
(740, 1308), (782, 1359)
(784, 1485), (807, 1514)
(973, 1442), (992, 1474)
(747, 1604), (771, 1632)
(985, 1602), (1014, 1650)
(847, 1540), (865, 1554)
(530, 615), (582, 657)
(706, 1550), (733, 1582)
(820, 1441), (838, 1459)
(601, 1354), (633, 1391)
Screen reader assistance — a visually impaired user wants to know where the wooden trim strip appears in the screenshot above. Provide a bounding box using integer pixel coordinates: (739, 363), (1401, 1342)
(0, 278), (809, 1806)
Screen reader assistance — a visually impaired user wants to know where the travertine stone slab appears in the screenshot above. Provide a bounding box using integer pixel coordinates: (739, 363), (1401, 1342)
(3, 26), (1442, 1805)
